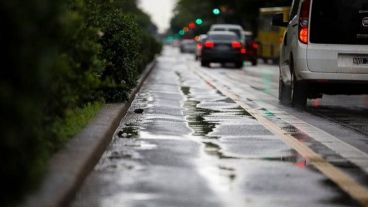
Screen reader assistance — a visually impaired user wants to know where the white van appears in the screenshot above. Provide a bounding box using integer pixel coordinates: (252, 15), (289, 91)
(209, 24), (245, 44)
(273, 0), (368, 107)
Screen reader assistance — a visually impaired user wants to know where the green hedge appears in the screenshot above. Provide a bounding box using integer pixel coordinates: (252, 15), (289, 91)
(0, 0), (161, 205)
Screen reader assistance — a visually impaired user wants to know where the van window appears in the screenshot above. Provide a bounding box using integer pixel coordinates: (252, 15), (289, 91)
(289, 0), (301, 20)
(310, 0), (368, 45)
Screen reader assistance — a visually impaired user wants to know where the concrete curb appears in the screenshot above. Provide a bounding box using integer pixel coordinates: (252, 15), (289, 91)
(22, 60), (157, 207)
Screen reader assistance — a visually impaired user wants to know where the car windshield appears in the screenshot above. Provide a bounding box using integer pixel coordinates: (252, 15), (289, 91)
(208, 34), (238, 41)
(310, 0), (368, 45)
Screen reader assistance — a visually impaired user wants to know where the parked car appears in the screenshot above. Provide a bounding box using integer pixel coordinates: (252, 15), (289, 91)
(201, 31), (246, 68)
(195, 34), (207, 61)
(273, 0), (368, 107)
(180, 39), (196, 53)
(243, 31), (259, 65)
(209, 24), (245, 44)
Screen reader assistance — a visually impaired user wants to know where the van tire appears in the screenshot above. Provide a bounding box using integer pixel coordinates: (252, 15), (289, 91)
(291, 72), (308, 107)
(279, 77), (291, 105)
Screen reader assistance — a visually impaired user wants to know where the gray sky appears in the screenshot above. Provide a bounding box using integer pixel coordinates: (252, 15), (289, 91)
(138, 0), (177, 33)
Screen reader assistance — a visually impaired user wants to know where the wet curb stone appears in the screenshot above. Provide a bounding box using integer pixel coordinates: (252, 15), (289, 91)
(21, 60), (157, 207)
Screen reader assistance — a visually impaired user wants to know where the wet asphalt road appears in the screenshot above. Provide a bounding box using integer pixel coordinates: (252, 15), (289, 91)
(70, 47), (368, 207)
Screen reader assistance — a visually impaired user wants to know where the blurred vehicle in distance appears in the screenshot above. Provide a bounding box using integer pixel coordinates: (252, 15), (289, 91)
(171, 40), (181, 47)
(210, 24), (245, 44)
(201, 31), (245, 68)
(195, 34), (207, 61)
(257, 6), (290, 64)
(180, 39), (196, 53)
(243, 31), (259, 66)
(273, 0), (368, 107)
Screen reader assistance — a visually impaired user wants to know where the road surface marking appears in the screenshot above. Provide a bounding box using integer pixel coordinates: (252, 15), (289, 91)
(190, 65), (368, 206)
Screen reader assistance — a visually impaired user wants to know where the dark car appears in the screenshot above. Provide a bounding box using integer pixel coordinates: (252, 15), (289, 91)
(180, 39), (196, 53)
(201, 31), (245, 68)
(243, 31), (259, 66)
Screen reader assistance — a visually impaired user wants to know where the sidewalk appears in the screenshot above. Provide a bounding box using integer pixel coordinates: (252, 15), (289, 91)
(22, 61), (156, 207)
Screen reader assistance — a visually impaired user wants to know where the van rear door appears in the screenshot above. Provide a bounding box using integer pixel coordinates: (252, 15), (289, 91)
(307, 0), (368, 73)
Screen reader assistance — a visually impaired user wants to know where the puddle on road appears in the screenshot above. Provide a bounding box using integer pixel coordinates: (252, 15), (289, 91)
(178, 74), (303, 164)
(117, 123), (139, 139)
(184, 98), (218, 137)
(203, 141), (237, 159)
(176, 71), (313, 198)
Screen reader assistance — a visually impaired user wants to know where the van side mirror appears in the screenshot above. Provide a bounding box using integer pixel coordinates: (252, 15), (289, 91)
(272, 13), (288, 27)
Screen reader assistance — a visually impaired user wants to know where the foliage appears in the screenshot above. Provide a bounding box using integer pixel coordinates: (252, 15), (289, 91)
(51, 102), (103, 145)
(0, 0), (161, 205)
(170, 0), (291, 35)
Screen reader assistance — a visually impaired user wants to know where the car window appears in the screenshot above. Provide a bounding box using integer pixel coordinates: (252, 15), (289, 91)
(208, 34), (238, 41)
(289, 0), (301, 20)
(182, 40), (196, 45)
(310, 0), (368, 45)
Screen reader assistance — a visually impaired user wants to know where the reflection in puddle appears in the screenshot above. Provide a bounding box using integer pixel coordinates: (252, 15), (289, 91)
(185, 99), (218, 137)
(219, 165), (236, 181)
(178, 72), (309, 165)
(203, 141), (236, 159)
(118, 124), (139, 139)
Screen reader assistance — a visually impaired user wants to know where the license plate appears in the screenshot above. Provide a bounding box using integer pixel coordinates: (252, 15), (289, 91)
(353, 56), (368, 65)
(217, 45), (229, 50)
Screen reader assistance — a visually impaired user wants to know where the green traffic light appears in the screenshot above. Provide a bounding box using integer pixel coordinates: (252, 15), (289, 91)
(195, 18), (203, 25)
(212, 8), (221, 15)
(179, 30), (185, 36)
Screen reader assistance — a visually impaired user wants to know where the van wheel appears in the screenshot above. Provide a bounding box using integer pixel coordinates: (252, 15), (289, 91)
(279, 76), (291, 105)
(291, 72), (308, 107)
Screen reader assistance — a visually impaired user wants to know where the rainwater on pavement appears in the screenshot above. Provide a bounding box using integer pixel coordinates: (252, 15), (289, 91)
(70, 47), (360, 207)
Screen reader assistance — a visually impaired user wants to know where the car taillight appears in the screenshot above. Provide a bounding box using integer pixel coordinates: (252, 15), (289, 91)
(299, 0), (310, 44)
(251, 42), (259, 49)
(204, 41), (215, 48)
(231, 41), (242, 49)
(241, 48), (247, 54)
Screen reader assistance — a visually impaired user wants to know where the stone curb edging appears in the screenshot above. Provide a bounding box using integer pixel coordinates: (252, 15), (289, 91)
(22, 60), (157, 207)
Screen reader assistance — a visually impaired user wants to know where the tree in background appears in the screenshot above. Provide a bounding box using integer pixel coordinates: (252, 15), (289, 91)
(170, 0), (291, 36)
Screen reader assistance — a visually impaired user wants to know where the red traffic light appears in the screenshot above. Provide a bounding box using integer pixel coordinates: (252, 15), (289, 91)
(188, 22), (196, 29)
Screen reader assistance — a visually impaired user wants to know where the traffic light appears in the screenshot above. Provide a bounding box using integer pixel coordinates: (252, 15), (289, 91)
(179, 30), (185, 36)
(212, 8), (221, 15)
(189, 22), (196, 29)
(195, 18), (203, 25)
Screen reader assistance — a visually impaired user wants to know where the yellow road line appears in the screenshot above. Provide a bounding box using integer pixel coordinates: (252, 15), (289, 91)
(192, 67), (368, 206)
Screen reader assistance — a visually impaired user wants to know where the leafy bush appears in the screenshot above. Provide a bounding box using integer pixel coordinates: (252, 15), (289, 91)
(0, 0), (161, 205)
